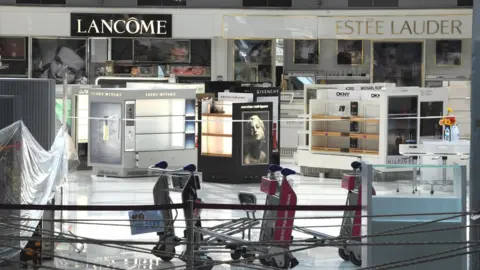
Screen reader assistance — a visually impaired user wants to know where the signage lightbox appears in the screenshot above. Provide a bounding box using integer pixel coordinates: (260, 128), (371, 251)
(71, 13), (172, 38)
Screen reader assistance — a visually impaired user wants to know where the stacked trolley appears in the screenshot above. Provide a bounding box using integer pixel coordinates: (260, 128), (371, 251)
(292, 161), (375, 267)
(225, 164), (300, 269)
(148, 162), (301, 269)
(148, 161), (260, 270)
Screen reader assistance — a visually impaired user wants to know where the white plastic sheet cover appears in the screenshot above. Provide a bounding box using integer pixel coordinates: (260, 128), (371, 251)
(0, 121), (79, 262)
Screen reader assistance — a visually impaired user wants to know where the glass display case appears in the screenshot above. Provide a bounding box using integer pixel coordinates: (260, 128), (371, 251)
(387, 96), (418, 158)
(310, 98), (380, 155)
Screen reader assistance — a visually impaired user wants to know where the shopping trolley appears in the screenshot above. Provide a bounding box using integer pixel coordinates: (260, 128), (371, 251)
(148, 161), (260, 268)
(291, 161), (375, 267)
(339, 161), (376, 266)
(223, 164), (300, 269)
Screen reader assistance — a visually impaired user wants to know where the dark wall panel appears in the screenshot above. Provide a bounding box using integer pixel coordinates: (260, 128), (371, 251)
(0, 79), (56, 150)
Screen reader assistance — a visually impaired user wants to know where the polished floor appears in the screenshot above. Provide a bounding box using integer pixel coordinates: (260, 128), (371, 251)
(36, 159), (446, 270)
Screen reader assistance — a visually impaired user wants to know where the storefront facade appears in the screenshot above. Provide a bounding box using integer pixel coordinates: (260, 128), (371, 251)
(0, 6), (473, 86)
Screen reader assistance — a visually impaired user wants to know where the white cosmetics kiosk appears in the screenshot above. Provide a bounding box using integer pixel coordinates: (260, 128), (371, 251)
(297, 86), (449, 179)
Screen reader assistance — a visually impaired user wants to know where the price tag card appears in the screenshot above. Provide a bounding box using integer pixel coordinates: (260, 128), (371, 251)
(128, 210), (164, 235)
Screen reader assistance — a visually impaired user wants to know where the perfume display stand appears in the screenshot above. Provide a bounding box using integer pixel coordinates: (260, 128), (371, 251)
(297, 86), (449, 179)
(198, 98), (273, 184)
(86, 87), (197, 177)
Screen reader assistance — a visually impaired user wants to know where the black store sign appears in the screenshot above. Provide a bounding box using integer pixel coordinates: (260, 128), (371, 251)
(71, 13), (172, 38)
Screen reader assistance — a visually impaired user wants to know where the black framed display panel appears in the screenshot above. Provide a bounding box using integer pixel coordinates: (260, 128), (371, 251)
(198, 101), (273, 184)
(230, 86), (281, 165)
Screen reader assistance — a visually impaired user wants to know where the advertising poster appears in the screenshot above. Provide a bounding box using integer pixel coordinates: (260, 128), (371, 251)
(256, 95), (279, 152)
(89, 103), (122, 165)
(373, 42), (423, 87)
(32, 38), (88, 84)
(170, 66), (210, 77)
(134, 40), (191, 63)
(337, 40), (363, 65)
(436, 40), (462, 66)
(294, 40), (319, 64)
(242, 111), (270, 166)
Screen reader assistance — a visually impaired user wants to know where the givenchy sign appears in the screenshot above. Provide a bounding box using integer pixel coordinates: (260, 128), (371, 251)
(71, 13), (172, 38)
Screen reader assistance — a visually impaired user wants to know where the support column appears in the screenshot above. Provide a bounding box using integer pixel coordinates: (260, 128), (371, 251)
(210, 36), (228, 81)
(470, 0), (480, 269)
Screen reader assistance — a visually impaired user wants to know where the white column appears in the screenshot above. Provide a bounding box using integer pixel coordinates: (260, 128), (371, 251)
(210, 36), (228, 81)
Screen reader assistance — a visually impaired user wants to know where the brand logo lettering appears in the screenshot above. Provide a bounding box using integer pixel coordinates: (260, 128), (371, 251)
(371, 93), (380, 98)
(345, 87), (354, 90)
(336, 92), (350, 97)
(361, 86), (374, 90)
(72, 14), (171, 37)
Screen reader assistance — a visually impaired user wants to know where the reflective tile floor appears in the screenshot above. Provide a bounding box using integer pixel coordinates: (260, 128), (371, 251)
(36, 159), (447, 270)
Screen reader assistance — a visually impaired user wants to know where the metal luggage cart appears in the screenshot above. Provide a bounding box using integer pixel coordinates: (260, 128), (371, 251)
(291, 161), (375, 267)
(148, 161), (260, 268)
(221, 165), (300, 269)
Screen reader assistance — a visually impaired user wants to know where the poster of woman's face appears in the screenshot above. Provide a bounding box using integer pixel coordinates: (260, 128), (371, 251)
(337, 40), (363, 65)
(294, 40), (319, 64)
(0, 37), (26, 60)
(32, 38), (87, 84)
(373, 42), (423, 87)
(242, 111), (269, 166)
(436, 40), (461, 66)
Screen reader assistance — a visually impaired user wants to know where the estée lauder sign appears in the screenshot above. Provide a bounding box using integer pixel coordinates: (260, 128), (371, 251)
(70, 13), (172, 38)
(318, 15), (471, 39)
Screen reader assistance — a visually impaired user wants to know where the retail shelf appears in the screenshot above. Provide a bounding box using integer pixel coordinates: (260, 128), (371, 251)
(312, 114), (380, 123)
(202, 133), (232, 137)
(311, 146), (379, 155)
(201, 153), (232, 158)
(201, 113), (232, 117)
(312, 131), (379, 139)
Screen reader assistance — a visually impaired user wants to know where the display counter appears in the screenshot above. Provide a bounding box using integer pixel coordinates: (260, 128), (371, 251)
(86, 88), (196, 177)
(399, 140), (470, 187)
(360, 163), (467, 269)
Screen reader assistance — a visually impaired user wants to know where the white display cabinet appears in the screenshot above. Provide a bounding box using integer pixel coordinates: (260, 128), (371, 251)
(297, 86), (449, 178)
(307, 90), (384, 170)
(360, 162), (467, 269)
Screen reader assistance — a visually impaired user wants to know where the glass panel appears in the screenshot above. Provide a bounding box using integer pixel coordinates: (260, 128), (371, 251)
(370, 163), (463, 216)
(387, 96), (418, 162)
(420, 101), (443, 140)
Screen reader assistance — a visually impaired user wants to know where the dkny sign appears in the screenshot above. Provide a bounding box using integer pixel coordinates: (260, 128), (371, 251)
(71, 13), (172, 38)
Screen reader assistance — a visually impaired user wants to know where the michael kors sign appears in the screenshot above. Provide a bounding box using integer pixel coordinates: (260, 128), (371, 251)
(71, 13), (172, 38)
(318, 15), (471, 39)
